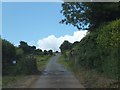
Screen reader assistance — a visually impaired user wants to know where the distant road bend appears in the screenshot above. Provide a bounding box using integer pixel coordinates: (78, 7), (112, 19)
(31, 54), (84, 88)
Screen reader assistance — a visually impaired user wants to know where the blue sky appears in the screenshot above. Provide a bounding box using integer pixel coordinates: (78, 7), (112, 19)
(2, 2), (87, 51)
(2, 3), (77, 44)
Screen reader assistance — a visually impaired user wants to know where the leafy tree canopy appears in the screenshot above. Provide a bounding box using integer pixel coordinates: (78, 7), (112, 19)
(44, 50), (48, 55)
(60, 2), (120, 30)
(48, 50), (53, 55)
(19, 41), (37, 54)
(60, 40), (72, 54)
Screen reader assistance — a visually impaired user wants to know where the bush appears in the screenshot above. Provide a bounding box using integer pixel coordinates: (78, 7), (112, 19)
(97, 19), (120, 49)
(15, 57), (38, 75)
(2, 39), (16, 75)
(4, 57), (38, 76)
(2, 39), (38, 75)
(97, 19), (120, 78)
(65, 19), (120, 78)
(2, 39), (16, 64)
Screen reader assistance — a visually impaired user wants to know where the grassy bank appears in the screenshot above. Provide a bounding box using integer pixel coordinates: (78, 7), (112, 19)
(36, 55), (52, 71)
(58, 56), (118, 88)
(2, 75), (24, 87)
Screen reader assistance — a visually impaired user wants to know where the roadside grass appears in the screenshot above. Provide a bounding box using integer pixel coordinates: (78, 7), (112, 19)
(2, 75), (24, 87)
(58, 55), (118, 88)
(36, 55), (52, 71)
(58, 56), (70, 69)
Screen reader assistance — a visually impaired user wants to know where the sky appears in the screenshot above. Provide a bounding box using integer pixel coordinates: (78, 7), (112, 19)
(2, 2), (88, 51)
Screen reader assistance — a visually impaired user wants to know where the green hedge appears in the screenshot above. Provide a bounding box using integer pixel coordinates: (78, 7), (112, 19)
(3, 57), (38, 76)
(69, 19), (119, 78)
(2, 39), (38, 75)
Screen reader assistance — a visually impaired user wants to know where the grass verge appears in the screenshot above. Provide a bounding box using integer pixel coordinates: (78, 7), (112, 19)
(2, 75), (24, 87)
(36, 55), (52, 71)
(58, 55), (118, 88)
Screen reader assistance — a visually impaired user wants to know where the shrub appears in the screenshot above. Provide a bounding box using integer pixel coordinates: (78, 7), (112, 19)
(67, 19), (120, 78)
(2, 39), (16, 75)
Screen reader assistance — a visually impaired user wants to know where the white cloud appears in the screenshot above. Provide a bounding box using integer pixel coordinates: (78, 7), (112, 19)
(37, 30), (88, 52)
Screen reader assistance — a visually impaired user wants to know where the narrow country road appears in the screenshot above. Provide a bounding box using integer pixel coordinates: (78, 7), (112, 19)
(31, 54), (84, 88)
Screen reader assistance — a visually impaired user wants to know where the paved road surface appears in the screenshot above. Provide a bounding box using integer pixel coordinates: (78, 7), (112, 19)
(31, 54), (84, 88)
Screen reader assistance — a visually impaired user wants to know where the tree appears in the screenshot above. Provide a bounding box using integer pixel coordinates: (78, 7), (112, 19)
(43, 50), (48, 55)
(55, 51), (59, 53)
(19, 41), (30, 54)
(38, 49), (42, 53)
(60, 2), (120, 30)
(30, 46), (36, 50)
(30, 46), (36, 54)
(35, 49), (43, 55)
(19, 41), (36, 54)
(2, 39), (16, 64)
(72, 41), (79, 48)
(60, 40), (72, 54)
(2, 39), (16, 75)
(48, 50), (53, 55)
